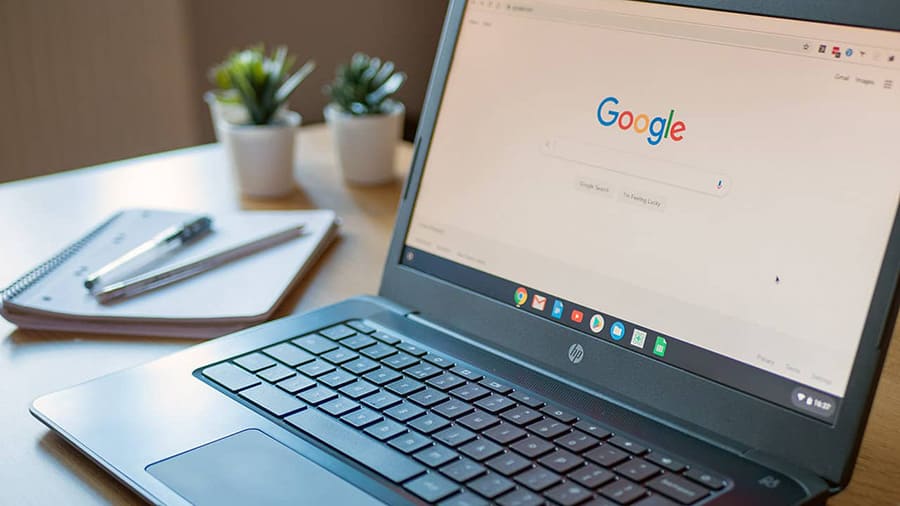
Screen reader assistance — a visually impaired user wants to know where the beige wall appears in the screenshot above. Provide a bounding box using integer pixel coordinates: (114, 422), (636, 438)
(0, 0), (447, 183)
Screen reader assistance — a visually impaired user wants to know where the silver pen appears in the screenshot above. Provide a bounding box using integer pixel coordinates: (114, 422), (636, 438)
(84, 216), (213, 292)
(93, 224), (305, 304)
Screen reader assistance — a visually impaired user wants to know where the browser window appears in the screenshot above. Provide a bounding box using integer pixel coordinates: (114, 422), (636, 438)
(404, 0), (900, 421)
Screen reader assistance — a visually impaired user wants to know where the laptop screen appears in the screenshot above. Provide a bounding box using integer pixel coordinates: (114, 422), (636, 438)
(403, 0), (900, 422)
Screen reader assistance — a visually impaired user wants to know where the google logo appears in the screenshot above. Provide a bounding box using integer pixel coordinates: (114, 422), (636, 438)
(597, 96), (686, 146)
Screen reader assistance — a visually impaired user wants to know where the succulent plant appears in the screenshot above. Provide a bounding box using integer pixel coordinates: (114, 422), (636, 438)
(210, 45), (315, 125)
(325, 53), (407, 115)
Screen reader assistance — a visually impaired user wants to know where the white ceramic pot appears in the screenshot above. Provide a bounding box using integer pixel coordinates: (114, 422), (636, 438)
(324, 101), (404, 186)
(220, 111), (301, 198)
(204, 91), (251, 141)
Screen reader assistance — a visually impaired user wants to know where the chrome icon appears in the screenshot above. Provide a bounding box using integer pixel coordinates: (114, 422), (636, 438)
(514, 287), (528, 307)
(589, 314), (605, 333)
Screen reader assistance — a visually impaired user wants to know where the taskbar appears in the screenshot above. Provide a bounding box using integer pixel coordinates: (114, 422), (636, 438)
(401, 246), (840, 423)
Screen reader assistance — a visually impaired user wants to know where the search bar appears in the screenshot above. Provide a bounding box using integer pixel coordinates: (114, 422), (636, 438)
(543, 139), (731, 197)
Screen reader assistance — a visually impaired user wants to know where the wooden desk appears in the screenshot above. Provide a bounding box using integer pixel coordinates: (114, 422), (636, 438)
(0, 125), (897, 505)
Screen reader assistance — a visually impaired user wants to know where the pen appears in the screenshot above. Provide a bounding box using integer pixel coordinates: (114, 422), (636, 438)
(84, 216), (213, 292)
(93, 224), (305, 304)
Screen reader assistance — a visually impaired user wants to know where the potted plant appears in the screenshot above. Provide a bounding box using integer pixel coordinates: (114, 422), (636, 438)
(209, 45), (315, 197)
(324, 53), (407, 185)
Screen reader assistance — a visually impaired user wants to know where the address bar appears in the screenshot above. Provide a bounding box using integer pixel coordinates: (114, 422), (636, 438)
(505, 1), (807, 54)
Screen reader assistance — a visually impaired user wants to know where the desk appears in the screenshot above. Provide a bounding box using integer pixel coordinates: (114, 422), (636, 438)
(0, 125), (898, 505)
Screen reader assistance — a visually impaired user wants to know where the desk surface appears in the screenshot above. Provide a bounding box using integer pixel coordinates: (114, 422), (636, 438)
(1, 125), (898, 505)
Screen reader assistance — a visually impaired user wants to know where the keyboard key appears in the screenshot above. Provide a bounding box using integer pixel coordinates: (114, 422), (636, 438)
(389, 431), (432, 453)
(257, 363), (296, 383)
(321, 347), (358, 365)
(364, 419), (407, 441)
(406, 363), (443, 380)
(427, 373), (466, 391)
(415, 444), (459, 468)
(342, 407), (383, 428)
(346, 320), (377, 334)
(409, 413), (451, 434)
(633, 496), (678, 506)
(435, 425), (477, 447)
(574, 419), (612, 439)
(544, 482), (592, 506)
(404, 473), (459, 503)
(298, 359), (335, 378)
(683, 468), (727, 491)
(397, 342), (427, 356)
(202, 363), (260, 391)
(514, 466), (561, 492)
(362, 391), (402, 410)
(555, 430), (600, 453)
(293, 335), (338, 355)
(479, 377), (513, 394)
(434, 398), (475, 419)
(410, 388), (450, 407)
(645, 453), (686, 473)
(509, 391), (546, 409)
(386, 377), (425, 396)
(451, 365), (484, 381)
(497, 488), (543, 506)
(343, 356), (380, 375)
(342, 335), (377, 350)
(600, 478), (646, 504)
(585, 444), (630, 467)
(424, 353), (455, 369)
(469, 472), (515, 499)
(262, 343), (315, 367)
(475, 395), (516, 414)
(501, 406), (542, 426)
(239, 383), (306, 417)
(441, 492), (489, 506)
(541, 405), (578, 424)
(457, 411), (500, 431)
(615, 458), (661, 482)
(484, 423), (527, 445)
(297, 386), (337, 405)
(382, 352), (419, 369)
(568, 463), (615, 489)
(364, 367), (402, 385)
(320, 397), (360, 417)
(451, 383), (491, 402)
(647, 475), (710, 504)
(459, 439), (504, 461)
(486, 452), (532, 476)
(285, 409), (424, 483)
(339, 380), (379, 399)
(318, 369), (357, 388)
(510, 437), (554, 458)
(233, 352), (277, 372)
(608, 435), (647, 455)
(372, 330), (401, 345)
(276, 374), (316, 394)
(320, 324), (356, 340)
(360, 342), (397, 360)
(539, 449), (584, 473)
(441, 458), (486, 482)
(385, 402), (426, 422)
(584, 499), (619, 506)
(527, 418), (569, 439)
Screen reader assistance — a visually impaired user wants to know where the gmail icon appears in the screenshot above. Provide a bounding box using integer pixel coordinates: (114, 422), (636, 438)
(531, 294), (547, 311)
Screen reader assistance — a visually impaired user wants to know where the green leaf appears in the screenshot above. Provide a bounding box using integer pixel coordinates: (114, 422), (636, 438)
(275, 60), (316, 105)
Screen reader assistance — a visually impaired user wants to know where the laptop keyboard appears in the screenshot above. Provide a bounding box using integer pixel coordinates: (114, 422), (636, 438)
(199, 321), (731, 505)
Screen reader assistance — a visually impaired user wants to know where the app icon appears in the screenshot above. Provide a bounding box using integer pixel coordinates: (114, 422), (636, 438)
(570, 310), (584, 323)
(818, 44), (827, 53)
(832, 46), (841, 58)
(653, 336), (668, 357)
(845, 48), (853, 57)
(531, 294), (547, 311)
(610, 321), (625, 341)
(514, 287), (528, 307)
(551, 300), (565, 319)
(630, 329), (647, 349)
(589, 314), (605, 333)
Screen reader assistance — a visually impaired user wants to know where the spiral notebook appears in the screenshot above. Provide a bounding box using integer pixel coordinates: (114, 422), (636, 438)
(0, 208), (338, 338)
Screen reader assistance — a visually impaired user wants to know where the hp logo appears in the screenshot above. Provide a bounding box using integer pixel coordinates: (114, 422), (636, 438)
(568, 344), (585, 364)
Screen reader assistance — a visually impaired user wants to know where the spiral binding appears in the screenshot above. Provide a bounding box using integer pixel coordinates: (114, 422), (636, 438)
(0, 212), (124, 302)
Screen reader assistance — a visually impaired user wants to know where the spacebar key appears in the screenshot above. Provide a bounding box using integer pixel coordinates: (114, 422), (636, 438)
(286, 409), (426, 483)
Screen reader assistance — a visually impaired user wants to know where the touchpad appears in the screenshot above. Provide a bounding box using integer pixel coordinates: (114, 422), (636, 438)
(147, 429), (385, 506)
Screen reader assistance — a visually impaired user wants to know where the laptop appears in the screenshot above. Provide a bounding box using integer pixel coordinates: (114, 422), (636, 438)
(31, 1), (900, 504)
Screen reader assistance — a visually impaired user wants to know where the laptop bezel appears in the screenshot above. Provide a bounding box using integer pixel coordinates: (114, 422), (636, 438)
(380, 0), (900, 486)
